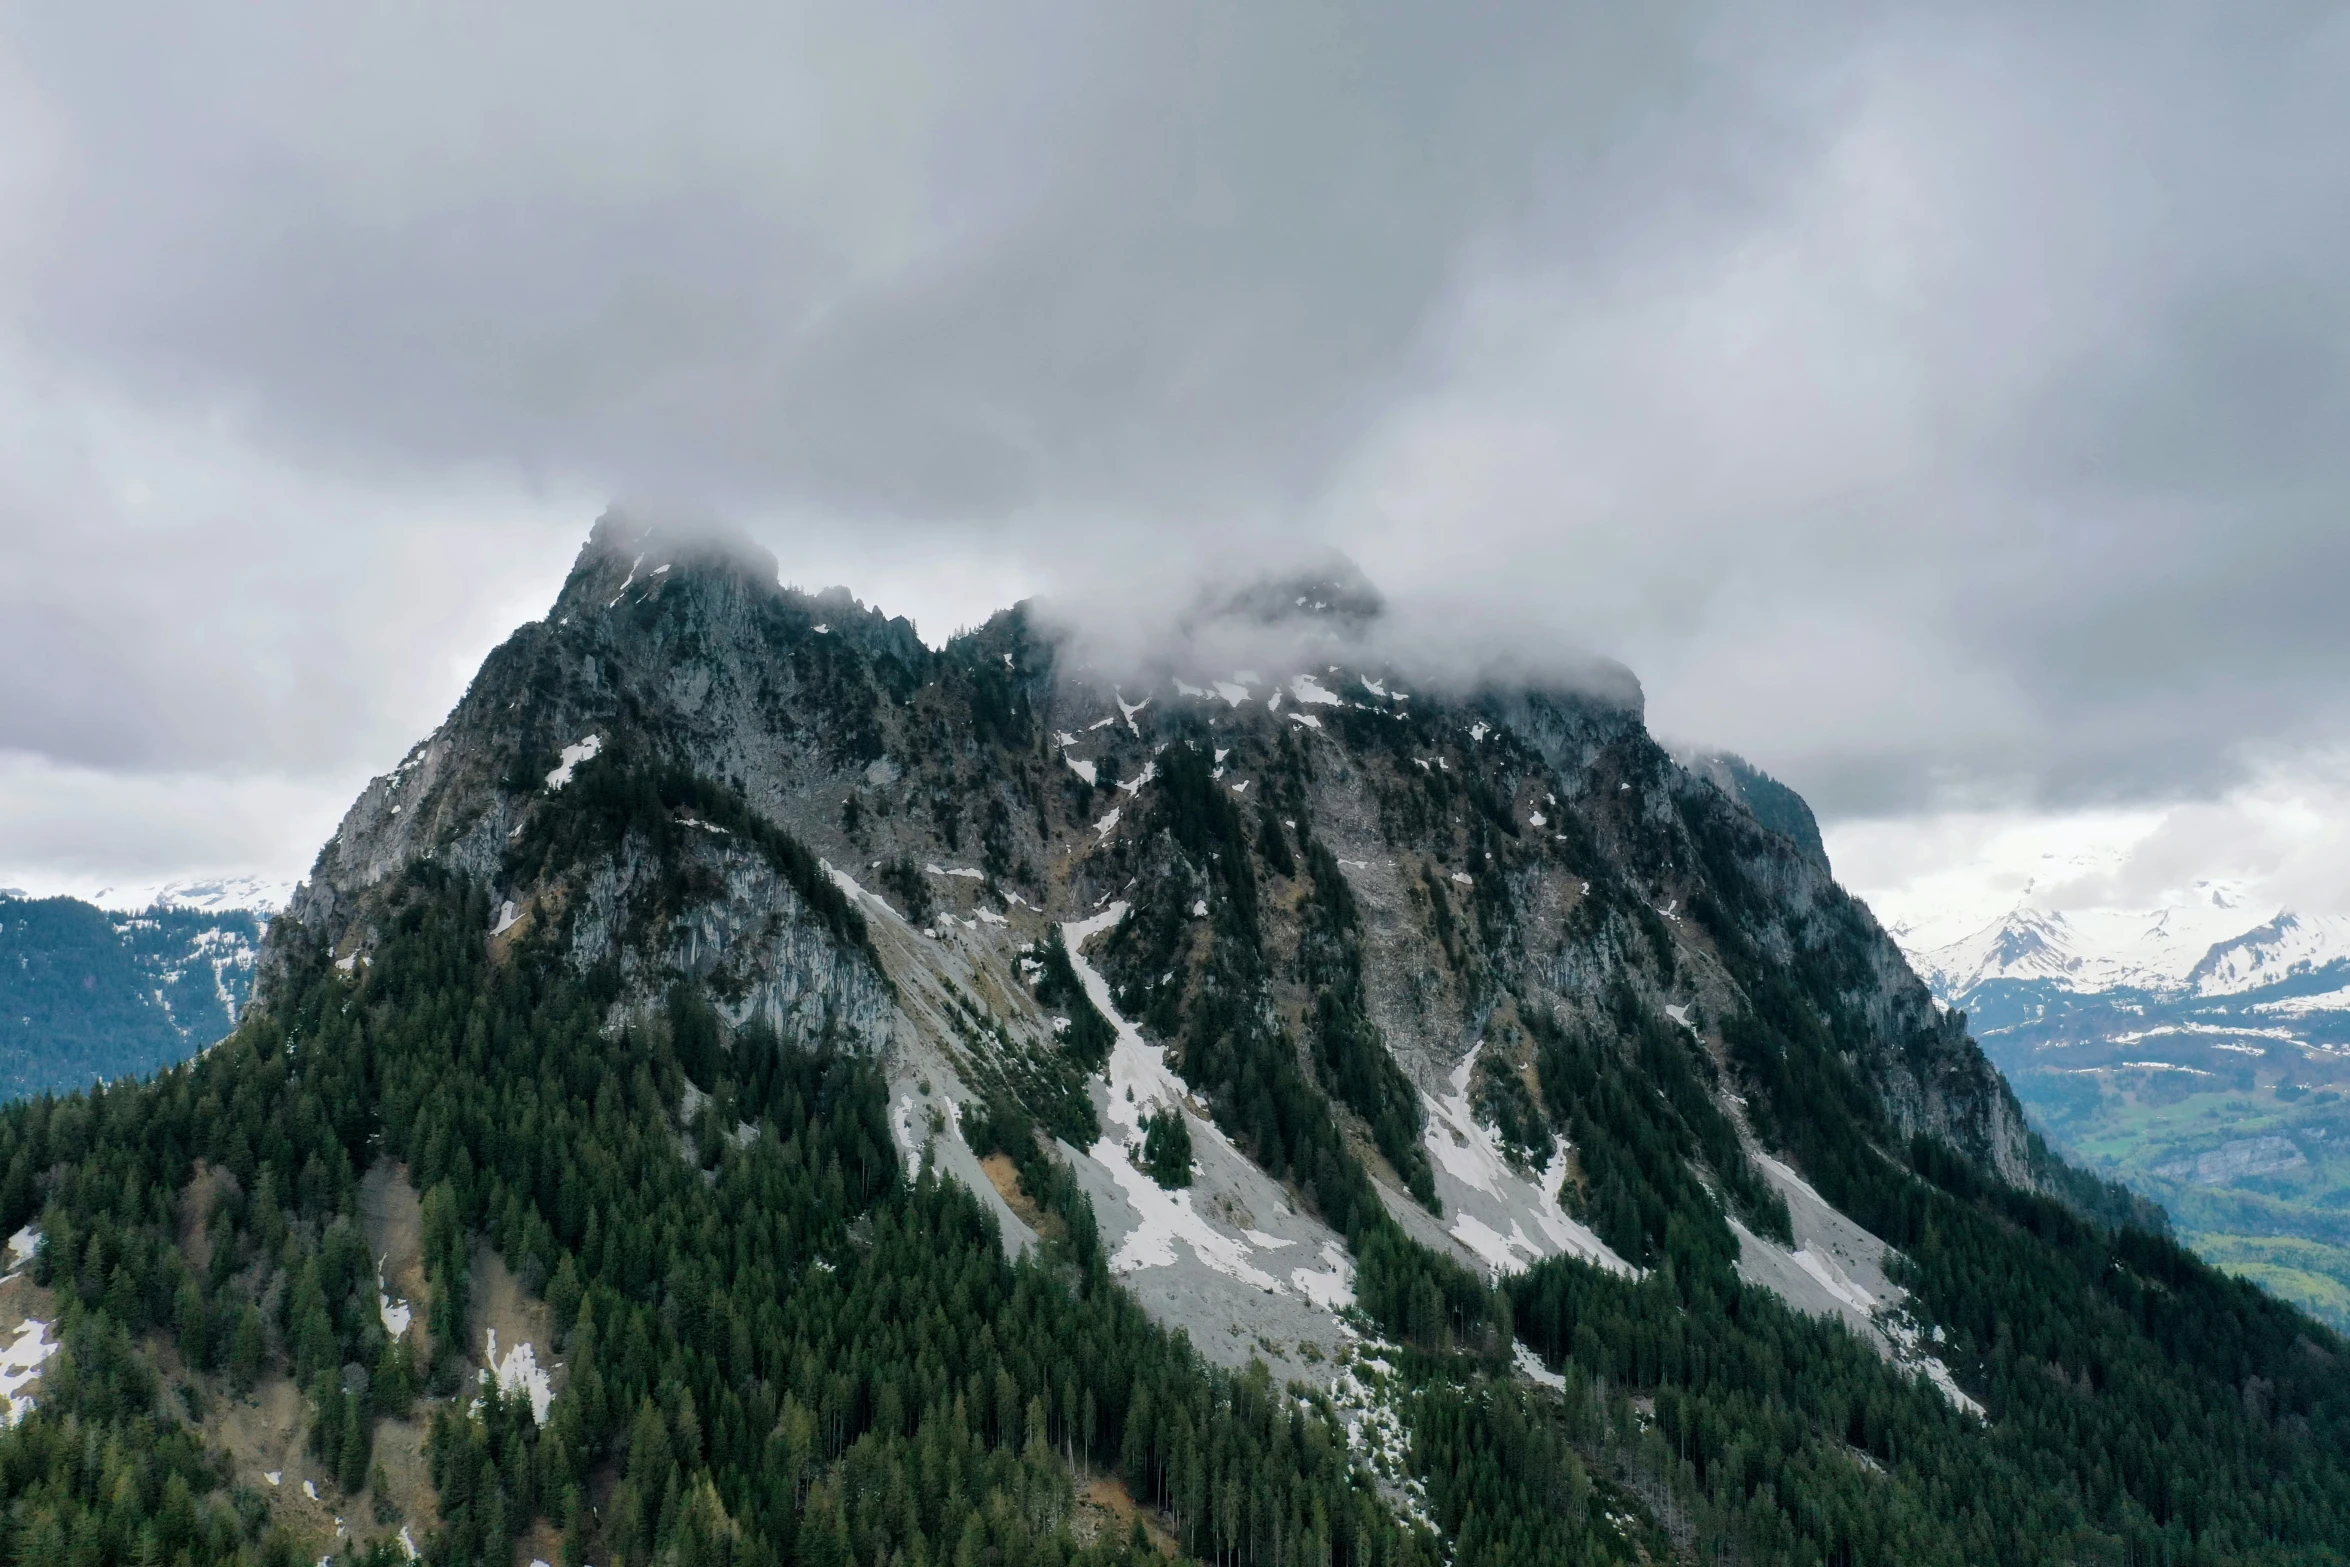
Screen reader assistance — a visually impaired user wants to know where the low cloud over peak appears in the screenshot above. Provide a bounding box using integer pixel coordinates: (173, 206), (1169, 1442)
(2, 2), (2347, 905)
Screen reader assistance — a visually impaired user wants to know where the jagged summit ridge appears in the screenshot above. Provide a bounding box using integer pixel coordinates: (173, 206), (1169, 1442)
(1912, 885), (2350, 1000)
(272, 516), (2036, 1348)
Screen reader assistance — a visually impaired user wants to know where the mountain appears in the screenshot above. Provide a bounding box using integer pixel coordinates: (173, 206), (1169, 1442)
(1911, 882), (2350, 998)
(0, 892), (267, 1098)
(0, 515), (2345, 1567)
(1906, 893), (2350, 1328)
(88, 876), (298, 920)
(1677, 750), (1830, 871)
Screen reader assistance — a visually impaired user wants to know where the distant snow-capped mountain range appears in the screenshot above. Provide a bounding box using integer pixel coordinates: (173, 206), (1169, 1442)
(1892, 883), (2350, 1334)
(89, 874), (296, 916)
(1901, 883), (2350, 1001)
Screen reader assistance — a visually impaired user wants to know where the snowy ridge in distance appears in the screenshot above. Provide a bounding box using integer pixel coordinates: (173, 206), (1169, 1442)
(1907, 881), (2350, 1000)
(86, 875), (295, 917)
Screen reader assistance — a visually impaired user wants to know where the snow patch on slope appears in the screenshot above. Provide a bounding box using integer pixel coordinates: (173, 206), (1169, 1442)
(1734, 1151), (1982, 1418)
(378, 1259), (413, 1340)
(0, 1319), (59, 1425)
(1290, 674), (1343, 707)
(2251, 983), (2350, 1018)
(1419, 1045), (1634, 1280)
(483, 1327), (555, 1424)
(1061, 907), (1277, 1287)
(891, 1092), (930, 1177)
(544, 735), (602, 791)
(1291, 1243), (1355, 1310)
(1059, 908), (1360, 1322)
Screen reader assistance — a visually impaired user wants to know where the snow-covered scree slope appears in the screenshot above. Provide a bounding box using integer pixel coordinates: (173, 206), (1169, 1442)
(828, 873), (1367, 1388)
(846, 860), (1989, 1413)
(1731, 1154), (1985, 1418)
(260, 515), (2044, 1415)
(1413, 1043), (1631, 1281)
(1058, 908), (1366, 1382)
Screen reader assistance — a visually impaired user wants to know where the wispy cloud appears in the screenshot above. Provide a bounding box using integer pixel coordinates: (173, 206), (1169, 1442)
(2, 1), (2346, 901)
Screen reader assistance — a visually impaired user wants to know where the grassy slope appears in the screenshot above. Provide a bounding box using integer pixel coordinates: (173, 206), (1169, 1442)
(2010, 1066), (2350, 1329)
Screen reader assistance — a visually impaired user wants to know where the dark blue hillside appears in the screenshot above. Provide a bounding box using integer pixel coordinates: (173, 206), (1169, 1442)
(0, 894), (264, 1099)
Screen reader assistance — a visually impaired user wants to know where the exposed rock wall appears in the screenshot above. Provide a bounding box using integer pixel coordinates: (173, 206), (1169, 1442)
(264, 514), (2039, 1241)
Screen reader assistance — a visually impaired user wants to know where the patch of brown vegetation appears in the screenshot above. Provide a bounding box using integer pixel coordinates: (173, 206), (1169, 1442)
(956, 962), (1029, 1029)
(173, 1163), (442, 1559)
(470, 1239), (559, 1399)
(371, 1414), (440, 1537)
(360, 1162), (429, 1338)
(1336, 1114), (1414, 1199)
(1074, 1475), (1178, 1557)
(179, 1161), (236, 1278)
(488, 907), (536, 958)
(196, 1376), (348, 1556)
(201, 1376), (310, 1496)
(513, 1517), (565, 1567)
(0, 1268), (54, 1339)
(979, 1153), (1063, 1241)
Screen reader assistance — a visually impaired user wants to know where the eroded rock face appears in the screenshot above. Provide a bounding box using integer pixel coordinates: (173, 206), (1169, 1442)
(566, 834), (896, 1050)
(259, 513), (2042, 1347)
(2159, 1134), (2308, 1186)
(264, 517), (919, 1045)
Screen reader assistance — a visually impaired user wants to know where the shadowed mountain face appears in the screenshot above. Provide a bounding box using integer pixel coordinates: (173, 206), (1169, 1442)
(4, 515), (2349, 1567)
(1680, 750), (1830, 871)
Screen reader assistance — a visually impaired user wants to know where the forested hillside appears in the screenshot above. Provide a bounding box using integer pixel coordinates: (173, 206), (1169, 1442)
(5, 838), (2348, 1567)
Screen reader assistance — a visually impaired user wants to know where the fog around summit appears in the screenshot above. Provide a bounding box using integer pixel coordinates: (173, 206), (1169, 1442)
(3, 1), (2347, 927)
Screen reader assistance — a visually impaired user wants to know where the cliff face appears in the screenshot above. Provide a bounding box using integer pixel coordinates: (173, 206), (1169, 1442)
(264, 514), (2035, 1361)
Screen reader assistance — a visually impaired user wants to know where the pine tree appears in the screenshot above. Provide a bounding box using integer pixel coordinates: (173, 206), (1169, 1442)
(339, 1393), (369, 1495)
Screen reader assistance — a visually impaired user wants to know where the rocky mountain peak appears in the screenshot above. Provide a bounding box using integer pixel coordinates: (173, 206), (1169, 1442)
(1679, 749), (1830, 870)
(272, 516), (2044, 1310)
(551, 510), (780, 618)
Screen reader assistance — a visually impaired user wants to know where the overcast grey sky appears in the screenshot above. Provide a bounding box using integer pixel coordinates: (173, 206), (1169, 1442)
(2, 1), (2346, 924)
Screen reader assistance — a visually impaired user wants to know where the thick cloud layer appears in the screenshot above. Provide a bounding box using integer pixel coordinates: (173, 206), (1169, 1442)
(5, 2), (1693, 518)
(1, 2), (2345, 903)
